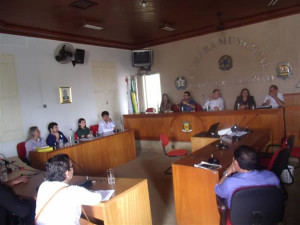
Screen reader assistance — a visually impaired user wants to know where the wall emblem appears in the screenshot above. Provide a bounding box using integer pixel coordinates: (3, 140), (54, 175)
(175, 76), (187, 90)
(182, 121), (192, 133)
(219, 55), (233, 71)
(277, 62), (292, 80)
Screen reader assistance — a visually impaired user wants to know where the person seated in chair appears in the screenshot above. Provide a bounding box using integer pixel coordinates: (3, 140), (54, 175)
(75, 118), (93, 139)
(0, 176), (35, 225)
(178, 91), (196, 112)
(203, 89), (224, 111)
(262, 84), (284, 108)
(98, 111), (116, 134)
(46, 122), (68, 147)
(215, 145), (280, 208)
(35, 154), (102, 225)
(25, 126), (47, 160)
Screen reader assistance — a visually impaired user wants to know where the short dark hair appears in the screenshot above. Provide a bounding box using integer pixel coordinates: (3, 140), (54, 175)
(213, 89), (220, 94)
(184, 91), (191, 96)
(270, 84), (278, 90)
(234, 145), (257, 171)
(48, 122), (58, 132)
(78, 118), (86, 129)
(46, 154), (71, 181)
(101, 111), (109, 117)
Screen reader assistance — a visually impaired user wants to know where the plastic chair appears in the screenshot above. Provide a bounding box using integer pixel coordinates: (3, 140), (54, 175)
(146, 108), (156, 113)
(258, 135), (293, 168)
(160, 134), (187, 174)
(16, 142), (27, 163)
(195, 103), (202, 111)
(90, 124), (99, 136)
(171, 104), (180, 112)
(217, 186), (284, 225)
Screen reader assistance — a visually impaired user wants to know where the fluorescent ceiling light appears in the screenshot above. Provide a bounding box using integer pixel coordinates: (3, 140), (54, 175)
(82, 24), (104, 31)
(161, 25), (175, 32)
(268, 0), (278, 7)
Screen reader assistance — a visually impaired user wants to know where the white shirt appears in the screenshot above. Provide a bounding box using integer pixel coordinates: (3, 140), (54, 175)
(98, 120), (115, 134)
(35, 181), (102, 225)
(203, 97), (224, 111)
(263, 93), (284, 108)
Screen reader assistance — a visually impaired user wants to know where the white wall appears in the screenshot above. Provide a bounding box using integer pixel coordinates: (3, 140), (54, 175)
(0, 34), (135, 157)
(147, 14), (300, 108)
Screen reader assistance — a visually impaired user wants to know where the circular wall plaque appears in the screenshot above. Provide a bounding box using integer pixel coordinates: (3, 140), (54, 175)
(219, 55), (233, 71)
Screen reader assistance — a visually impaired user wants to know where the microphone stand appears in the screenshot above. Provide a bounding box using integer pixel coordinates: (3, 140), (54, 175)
(69, 157), (93, 188)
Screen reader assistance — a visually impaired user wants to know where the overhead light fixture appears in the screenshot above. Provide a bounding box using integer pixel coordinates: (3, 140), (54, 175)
(268, 0), (279, 7)
(160, 24), (175, 32)
(140, 0), (147, 8)
(82, 23), (104, 31)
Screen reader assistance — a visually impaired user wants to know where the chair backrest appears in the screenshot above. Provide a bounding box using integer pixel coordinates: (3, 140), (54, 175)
(171, 104), (180, 112)
(146, 108), (156, 113)
(286, 135), (295, 149)
(160, 134), (169, 156)
(90, 124), (99, 135)
(270, 146), (291, 178)
(17, 142), (26, 162)
(195, 104), (202, 112)
(229, 186), (284, 225)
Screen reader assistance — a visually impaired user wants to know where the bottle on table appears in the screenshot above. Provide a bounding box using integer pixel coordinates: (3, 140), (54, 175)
(59, 134), (64, 148)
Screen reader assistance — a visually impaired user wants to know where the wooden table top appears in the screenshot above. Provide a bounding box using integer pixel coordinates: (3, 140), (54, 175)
(174, 129), (270, 170)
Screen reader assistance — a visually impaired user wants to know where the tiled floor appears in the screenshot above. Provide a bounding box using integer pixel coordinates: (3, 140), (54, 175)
(114, 146), (300, 225)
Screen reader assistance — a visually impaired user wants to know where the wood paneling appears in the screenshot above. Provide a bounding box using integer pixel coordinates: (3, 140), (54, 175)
(1, 1), (299, 49)
(284, 93), (300, 146)
(172, 130), (270, 225)
(124, 108), (284, 144)
(9, 157), (152, 225)
(30, 130), (136, 176)
(191, 137), (218, 152)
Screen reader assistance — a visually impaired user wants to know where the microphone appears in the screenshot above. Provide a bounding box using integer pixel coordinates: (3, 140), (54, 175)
(69, 157), (93, 189)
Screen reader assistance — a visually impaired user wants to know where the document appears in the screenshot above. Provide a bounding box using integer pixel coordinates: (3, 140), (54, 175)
(194, 161), (222, 170)
(95, 190), (115, 201)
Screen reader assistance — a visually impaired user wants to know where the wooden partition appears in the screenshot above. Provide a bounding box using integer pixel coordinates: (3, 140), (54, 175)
(123, 108), (284, 144)
(9, 157), (152, 225)
(284, 93), (300, 146)
(30, 130), (136, 176)
(173, 130), (270, 225)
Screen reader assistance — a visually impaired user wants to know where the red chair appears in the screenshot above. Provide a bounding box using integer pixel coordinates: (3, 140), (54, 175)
(146, 108), (156, 113)
(160, 134), (187, 174)
(171, 104), (180, 112)
(195, 103), (202, 111)
(90, 124), (99, 136)
(258, 136), (291, 168)
(16, 142), (27, 163)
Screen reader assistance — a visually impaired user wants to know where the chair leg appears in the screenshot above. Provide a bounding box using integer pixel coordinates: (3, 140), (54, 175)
(164, 167), (172, 175)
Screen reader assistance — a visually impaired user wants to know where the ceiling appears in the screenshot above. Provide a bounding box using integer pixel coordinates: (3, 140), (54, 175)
(1, 0), (299, 50)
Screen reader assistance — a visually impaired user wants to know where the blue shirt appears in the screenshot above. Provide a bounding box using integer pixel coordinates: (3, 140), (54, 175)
(46, 131), (68, 147)
(215, 170), (280, 208)
(179, 99), (196, 112)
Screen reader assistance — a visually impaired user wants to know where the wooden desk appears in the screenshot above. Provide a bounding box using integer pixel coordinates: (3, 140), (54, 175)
(172, 130), (270, 225)
(8, 158), (152, 225)
(123, 108), (284, 144)
(30, 130), (136, 176)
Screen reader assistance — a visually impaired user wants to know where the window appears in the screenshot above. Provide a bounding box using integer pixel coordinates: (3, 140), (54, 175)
(142, 74), (162, 111)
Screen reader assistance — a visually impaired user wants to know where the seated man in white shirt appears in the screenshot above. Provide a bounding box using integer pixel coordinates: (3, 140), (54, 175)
(98, 111), (116, 134)
(262, 84), (284, 108)
(35, 154), (102, 225)
(203, 89), (225, 111)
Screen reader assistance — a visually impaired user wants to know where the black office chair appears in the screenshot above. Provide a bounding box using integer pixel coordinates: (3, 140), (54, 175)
(217, 185), (284, 225)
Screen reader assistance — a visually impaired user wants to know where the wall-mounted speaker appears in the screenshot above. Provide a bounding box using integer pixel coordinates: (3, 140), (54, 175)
(75, 49), (85, 64)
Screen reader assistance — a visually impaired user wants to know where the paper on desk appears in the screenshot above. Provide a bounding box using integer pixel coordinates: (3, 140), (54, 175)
(95, 190), (115, 201)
